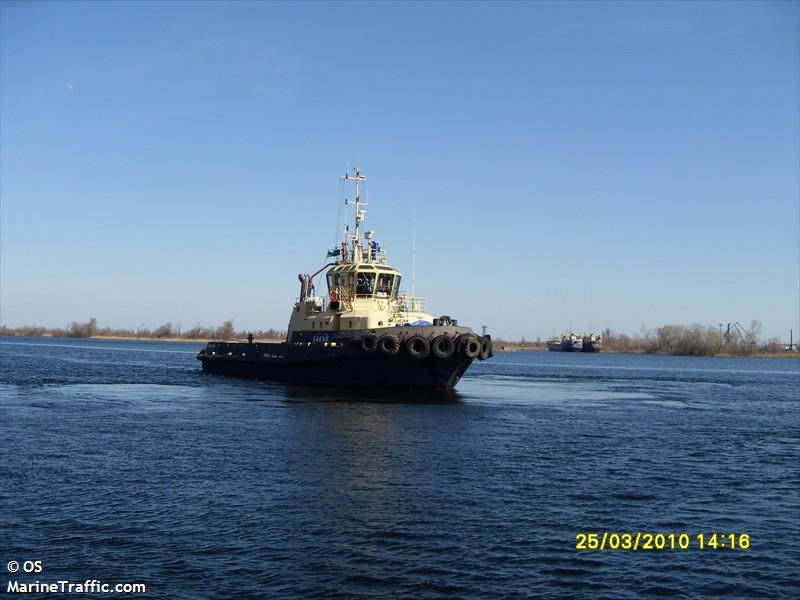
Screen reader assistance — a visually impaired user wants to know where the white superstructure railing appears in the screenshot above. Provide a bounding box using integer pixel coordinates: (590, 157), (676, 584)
(397, 292), (426, 313)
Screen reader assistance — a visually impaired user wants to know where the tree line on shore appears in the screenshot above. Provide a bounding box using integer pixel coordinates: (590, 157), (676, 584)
(599, 321), (777, 355)
(0, 319), (286, 341)
(0, 318), (791, 355)
(501, 321), (792, 355)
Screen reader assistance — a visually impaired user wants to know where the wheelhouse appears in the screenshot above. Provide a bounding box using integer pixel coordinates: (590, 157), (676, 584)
(326, 264), (401, 300)
(287, 167), (432, 337)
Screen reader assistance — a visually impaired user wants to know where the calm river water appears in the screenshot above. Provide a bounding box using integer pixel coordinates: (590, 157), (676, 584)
(1, 337), (798, 598)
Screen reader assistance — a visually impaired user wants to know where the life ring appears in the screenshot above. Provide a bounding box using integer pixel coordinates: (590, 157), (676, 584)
(405, 335), (430, 360)
(459, 335), (481, 359)
(378, 335), (400, 356)
(431, 335), (455, 359)
(361, 333), (378, 352)
(479, 336), (493, 360)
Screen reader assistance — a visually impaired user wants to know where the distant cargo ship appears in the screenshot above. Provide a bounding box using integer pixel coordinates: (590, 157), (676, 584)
(547, 333), (602, 353)
(581, 334), (602, 353)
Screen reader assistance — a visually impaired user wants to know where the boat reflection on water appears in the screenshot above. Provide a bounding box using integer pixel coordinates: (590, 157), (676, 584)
(280, 383), (464, 405)
(197, 371), (464, 404)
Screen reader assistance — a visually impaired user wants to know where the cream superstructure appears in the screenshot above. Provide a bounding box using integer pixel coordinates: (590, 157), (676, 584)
(287, 168), (433, 338)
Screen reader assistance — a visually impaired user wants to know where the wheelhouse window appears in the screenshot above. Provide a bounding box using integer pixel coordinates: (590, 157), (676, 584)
(355, 271), (376, 297)
(376, 273), (395, 297)
(328, 272), (349, 295)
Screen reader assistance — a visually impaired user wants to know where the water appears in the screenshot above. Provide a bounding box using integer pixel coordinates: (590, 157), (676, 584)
(1, 337), (799, 598)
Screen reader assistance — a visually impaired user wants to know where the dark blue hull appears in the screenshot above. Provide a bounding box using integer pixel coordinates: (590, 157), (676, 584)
(547, 340), (576, 352)
(197, 326), (491, 391)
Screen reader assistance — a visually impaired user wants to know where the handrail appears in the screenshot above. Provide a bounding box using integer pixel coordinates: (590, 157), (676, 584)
(397, 292), (426, 312)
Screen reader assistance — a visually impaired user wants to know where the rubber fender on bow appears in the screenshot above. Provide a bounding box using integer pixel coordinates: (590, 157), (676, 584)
(479, 336), (493, 360)
(378, 335), (400, 356)
(430, 335), (455, 359)
(405, 335), (430, 360)
(459, 335), (481, 359)
(361, 333), (378, 352)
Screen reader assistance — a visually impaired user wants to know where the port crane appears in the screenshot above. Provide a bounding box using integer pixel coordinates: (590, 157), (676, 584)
(724, 322), (756, 353)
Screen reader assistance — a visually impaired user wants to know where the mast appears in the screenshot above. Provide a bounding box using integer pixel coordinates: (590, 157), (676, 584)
(411, 214), (416, 297)
(342, 167), (367, 264)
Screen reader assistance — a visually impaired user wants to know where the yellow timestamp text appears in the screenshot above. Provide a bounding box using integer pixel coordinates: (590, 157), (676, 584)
(575, 532), (750, 551)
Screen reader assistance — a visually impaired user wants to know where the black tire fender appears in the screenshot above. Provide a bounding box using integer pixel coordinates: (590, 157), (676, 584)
(431, 335), (455, 359)
(479, 336), (492, 360)
(460, 335), (481, 359)
(378, 335), (400, 356)
(405, 335), (430, 360)
(361, 333), (378, 352)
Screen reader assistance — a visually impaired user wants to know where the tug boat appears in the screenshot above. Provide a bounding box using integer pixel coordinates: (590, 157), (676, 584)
(197, 168), (492, 391)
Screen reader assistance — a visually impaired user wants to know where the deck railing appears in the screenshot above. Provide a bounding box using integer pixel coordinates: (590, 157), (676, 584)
(397, 292), (426, 313)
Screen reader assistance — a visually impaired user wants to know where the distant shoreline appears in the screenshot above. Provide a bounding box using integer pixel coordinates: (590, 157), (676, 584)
(1, 333), (796, 358)
(0, 319), (285, 344)
(0, 333), (284, 344)
(92, 335), (284, 344)
(491, 342), (798, 359)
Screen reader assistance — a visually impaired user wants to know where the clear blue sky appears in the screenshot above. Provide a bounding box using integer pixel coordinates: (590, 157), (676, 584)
(1, 1), (798, 341)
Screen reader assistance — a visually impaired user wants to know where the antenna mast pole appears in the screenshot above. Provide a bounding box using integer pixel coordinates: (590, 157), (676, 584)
(342, 168), (366, 265)
(411, 210), (416, 297)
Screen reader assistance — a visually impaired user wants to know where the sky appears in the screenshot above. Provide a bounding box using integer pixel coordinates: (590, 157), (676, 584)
(1, 0), (798, 341)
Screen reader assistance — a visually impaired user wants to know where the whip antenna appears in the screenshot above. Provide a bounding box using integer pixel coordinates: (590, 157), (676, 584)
(411, 201), (417, 297)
